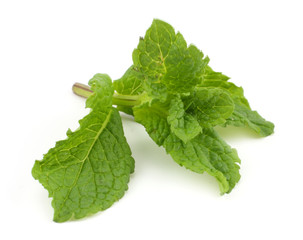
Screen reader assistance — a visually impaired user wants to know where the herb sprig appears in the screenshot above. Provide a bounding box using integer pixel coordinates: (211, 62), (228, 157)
(32, 19), (274, 222)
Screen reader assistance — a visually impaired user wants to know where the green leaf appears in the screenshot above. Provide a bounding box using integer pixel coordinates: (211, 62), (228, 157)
(116, 105), (134, 116)
(133, 100), (170, 146)
(113, 67), (145, 116)
(164, 128), (240, 194)
(199, 80), (249, 107)
(133, 101), (240, 194)
(167, 96), (202, 143)
(143, 80), (168, 102)
(226, 104), (275, 137)
(113, 66), (144, 95)
(85, 73), (114, 110)
(32, 74), (134, 222)
(200, 80), (274, 136)
(202, 65), (230, 82)
(183, 87), (234, 127)
(132, 19), (208, 94)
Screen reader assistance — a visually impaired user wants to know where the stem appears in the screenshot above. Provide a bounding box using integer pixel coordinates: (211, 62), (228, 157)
(72, 82), (93, 98)
(72, 82), (141, 107)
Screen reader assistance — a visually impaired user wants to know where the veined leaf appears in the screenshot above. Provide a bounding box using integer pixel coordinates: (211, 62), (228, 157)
(32, 74), (134, 222)
(226, 104), (275, 137)
(183, 87), (234, 127)
(202, 65), (230, 82)
(113, 66), (144, 116)
(132, 19), (208, 94)
(167, 96), (202, 143)
(164, 129), (240, 194)
(113, 66), (144, 96)
(133, 100), (170, 146)
(200, 80), (274, 136)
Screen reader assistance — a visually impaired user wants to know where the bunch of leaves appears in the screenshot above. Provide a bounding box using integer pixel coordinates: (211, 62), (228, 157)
(32, 19), (274, 222)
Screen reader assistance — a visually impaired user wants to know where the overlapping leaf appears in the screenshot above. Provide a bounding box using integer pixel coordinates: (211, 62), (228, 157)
(183, 87), (234, 128)
(113, 66), (144, 96)
(167, 96), (202, 143)
(199, 80), (274, 136)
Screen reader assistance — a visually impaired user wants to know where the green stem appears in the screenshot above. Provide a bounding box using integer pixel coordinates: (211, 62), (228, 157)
(72, 82), (141, 107)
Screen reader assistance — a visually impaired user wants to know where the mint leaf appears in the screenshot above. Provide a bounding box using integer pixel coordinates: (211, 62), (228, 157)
(113, 66), (144, 115)
(227, 104), (275, 136)
(132, 19), (208, 94)
(32, 74), (134, 222)
(113, 66), (144, 95)
(115, 105), (134, 116)
(167, 96), (202, 143)
(202, 65), (229, 81)
(85, 74), (114, 109)
(164, 129), (241, 194)
(200, 80), (274, 136)
(199, 80), (249, 108)
(183, 87), (234, 128)
(133, 100), (170, 146)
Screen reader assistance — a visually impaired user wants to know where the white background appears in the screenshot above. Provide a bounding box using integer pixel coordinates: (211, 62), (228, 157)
(1, 0), (302, 239)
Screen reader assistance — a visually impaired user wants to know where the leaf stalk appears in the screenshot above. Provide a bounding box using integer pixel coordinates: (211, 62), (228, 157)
(72, 82), (141, 107)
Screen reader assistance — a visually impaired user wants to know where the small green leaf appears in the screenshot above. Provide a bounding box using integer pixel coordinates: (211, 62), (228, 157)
(85, 73), (114, 110)
(116, 105), (134, 116)
(200, 80), (274, 136)
(167, 96), (202, 143)
(113, 67), (144, 115)
(113, 66), (144, 95)
(183, 87), (234, 127)
(202, 65), (230, 81)
(199, 80), (249, 107)
(133, 19), (208, 94)
(226, 104), (275, 136)
(143, 80), (168, 102)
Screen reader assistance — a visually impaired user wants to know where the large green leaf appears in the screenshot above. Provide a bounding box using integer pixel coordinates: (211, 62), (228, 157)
(32, 74), (134, 222)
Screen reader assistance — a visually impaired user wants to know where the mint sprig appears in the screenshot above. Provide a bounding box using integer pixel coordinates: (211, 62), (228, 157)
(32, 19), (274, 222)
